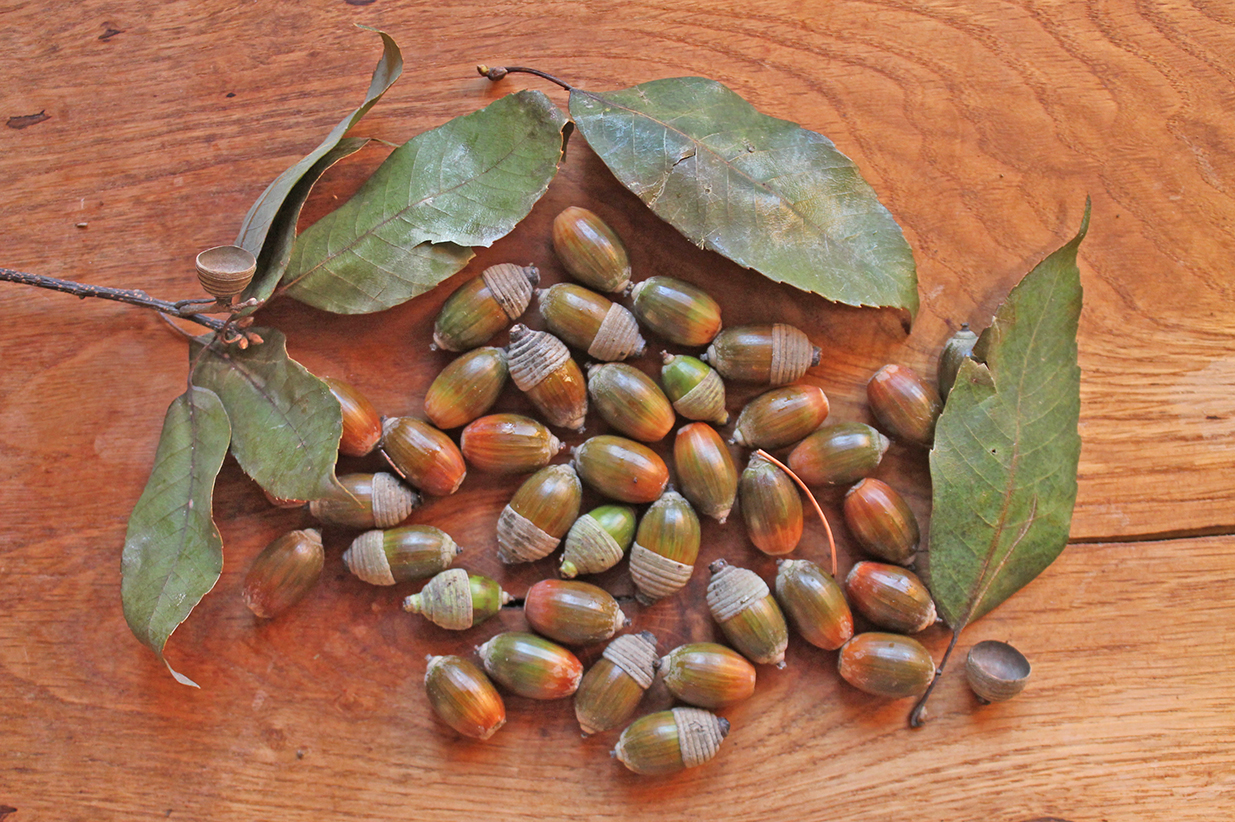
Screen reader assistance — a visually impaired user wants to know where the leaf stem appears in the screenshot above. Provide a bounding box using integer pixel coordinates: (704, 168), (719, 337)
(476, 64), (575, 92)
(909, 626), (962, 728)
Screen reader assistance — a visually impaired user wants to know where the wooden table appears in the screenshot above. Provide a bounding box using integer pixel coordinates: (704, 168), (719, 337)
(1, 2), (1231, 819)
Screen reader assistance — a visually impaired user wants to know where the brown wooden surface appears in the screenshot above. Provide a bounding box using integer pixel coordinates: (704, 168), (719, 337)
(1, 1), (1232, 820)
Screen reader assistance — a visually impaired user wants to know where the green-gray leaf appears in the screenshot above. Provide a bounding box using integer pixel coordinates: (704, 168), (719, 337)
(281, 90), (568, 314)
(234, 28), (401, 259)
(568, 77), (919, 322)
(121, 386), (230, 688)
(241, 137), (371, 308)
(190, 328), (343, 502)
(926, 205), (1087, 629)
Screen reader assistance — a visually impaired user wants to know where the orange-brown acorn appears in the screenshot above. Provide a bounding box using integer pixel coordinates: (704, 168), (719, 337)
(731, 384), (829, 450)
(477, 631), (583, 700)
(538, 283), (646, 361)
(380, 417), (467, 496)
(659, 643), (757, 709)
(674, 422), (738, 524)
(424, 655), (506, 741)
(242, 528), (324, 619)
(587, 362), (676, 443)
(459, 413), (563, 475)
(738, 453), (803, 556)
(432, 263), (538, 352)
(574, 631), (658, 736)
(844, 561), (938, 634)
(496, 464), (582, 564)
(629, 489), (700, 605)
(552, 206), (631, 293)
(703, 324), (820, 385)
(506, 324), (589, 431)
(524, 579), (629, 646)
(774, 559), (854, 651)
(571, 435), (669, 504)
(867, 364), (943, 446)
(423, 347), (509, 430)
(843, 478), (920, 564)
(628, 276), (723, 347)
(787, 422), (890, 487)
(322, 376), (382, 457)
(838, 632), (935, 699)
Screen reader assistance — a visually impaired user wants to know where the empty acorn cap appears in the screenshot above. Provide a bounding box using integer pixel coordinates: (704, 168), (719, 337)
(965, 640), (1031, 703)
(196, 245), (257, 299)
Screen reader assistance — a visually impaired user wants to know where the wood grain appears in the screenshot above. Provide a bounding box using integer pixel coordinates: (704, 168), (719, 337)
(1, 1), (1232, 819)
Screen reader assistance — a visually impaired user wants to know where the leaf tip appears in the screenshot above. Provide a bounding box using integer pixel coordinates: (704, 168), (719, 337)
(164, 657), (202, 689)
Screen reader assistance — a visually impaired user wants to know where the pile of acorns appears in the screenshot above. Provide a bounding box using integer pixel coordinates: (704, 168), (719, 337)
(241, 206), (1029, 775)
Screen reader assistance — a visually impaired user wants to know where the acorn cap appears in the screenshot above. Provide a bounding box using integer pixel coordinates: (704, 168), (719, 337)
(966, 640), (1031, 703)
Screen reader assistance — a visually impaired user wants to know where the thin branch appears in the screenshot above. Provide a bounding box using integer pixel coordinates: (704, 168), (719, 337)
(476, 64), (575, 91)
(909, 627), (961, 728)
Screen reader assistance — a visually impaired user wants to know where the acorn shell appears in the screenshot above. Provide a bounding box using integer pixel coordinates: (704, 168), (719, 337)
(459, 413), (563, 474)
(307, 472), (419, 529)
(242, 528), (324, 619)
(575, 631), (658, 736)
(738, 453), (804, 556)
(731, 384), (830, 450)
(380, 417), (467, 496)
(587, 362), (676, 443)
(432, 263), (538, 352)
(507, 325), (589, 431)
(342, 525), (460, 586)
(661, 353), (728, 425)
(423, 347), (509, 430)
(774, 559), (854, 651)
(322, 376), (382, 457)
(424, 655), (506, 741)
(571, 435), (670, 504)
(552, 206), (631, 293)
(629, 490), (700, 606)
(674, 422), (738, 524)
(538, 283), (646, 361)
(560, 505), (638, 579)
(613, 708), (730, 776)
(496, 464), (582, 564)
(703, 324), (820, 385)
(628, 276), (723, 347)
(787, 422), (890, 487)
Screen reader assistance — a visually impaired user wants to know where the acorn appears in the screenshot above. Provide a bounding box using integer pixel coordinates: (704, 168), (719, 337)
(774, 559), (854, 651)
(587, 363), (676, 443)
(380, 417), (467, 496)
(552, 206), (631, 293)
(867, 364), (943, 446)
(628, 276), (722, 347)
(242, 528), (324, 619)
(403, 569), (511, 630)
(493, 465), (580, 564)
(843, 478), (920, 564)
(629, 489), (700, 605)
(787, 422), (890, 487)
(424, 655), (506, 741)
(506, 325), (589, 431)
(538, 283), (646, 361)
(432, 263), (538, 352)
(477, 631), (583, 700)
(660, 353), (728, 425)
(966, 640), (1031, 703)
(559, 505), (638, 579)
(659, 643), (757, 709)
(738, 453), (803, 556)
(703, 324), (820, 385)
(342, 525), (460, 586)
(525, 579), (629, 646)
(307, 472), (419, 529)
(613, 708), (730, 776)
(571, 435), (670, 504)
(844, 562), (938, 634)
(423, 347), (509, 430)
(196, 244), (256, 301)
(575, 631), (658, 736)
(837, 632), (936, 699)
(674, 422), (738, 524)
(731, 384), (830, 450)
(459, 413), (563, 475)
(321, 376), (382, 457)
(706, 560), (789, 667)
(938, 323), (980, 400)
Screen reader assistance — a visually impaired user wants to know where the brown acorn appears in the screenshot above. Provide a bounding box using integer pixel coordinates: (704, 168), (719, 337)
(403, 569), (511, 630)
(629, 490), (700, 605)
(838, 632), (935, 699)
(424, 655), (506, 741)
(322, 376), (382, 457)
(774, 559), (854, 651)
(660, 353), (728, 425)
(307, 472), (419, 529)
(731, 384), (830, 450)
(843, 478), (920, 564)
(538, 283), (646, 361)
(575, 632), (658, 736)
(459, 413), (563, 475)
(571, 435), (670, 504)
(423, 347), (509, 430)
(844, 561), (937, 634)
(506, 325), (589, 431)
(477, 631), (583, 700)
(628, 276), (723, 347)
(659, 643), (757, 709)
(867, 364), (943, 446)
(552, 206), (631, 293)
(738, 453), (803, 556)
(587, 362), (676, 443)
(380, 417), (467, 496)
(613, 708), (730, 776)
(524, 579), (628, 646)
(342, 525), (460, 586)
(495, 464), (582, 564)
(242, 528), (324, 619)
(703, 324), (820, 385)
(674, 422), (738, 524)
(938, 323), (979, 400)
(196, 245), (256, 301)
(706, 559), (789, 667)
(787, 422), (890, 487)
(559, 505), (638, 579)
(432, 263), (538, 352)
